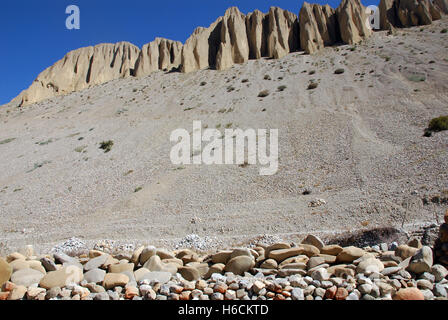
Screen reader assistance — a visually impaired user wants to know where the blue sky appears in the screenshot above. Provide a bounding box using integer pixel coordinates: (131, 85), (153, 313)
(0, 0), (379, 105)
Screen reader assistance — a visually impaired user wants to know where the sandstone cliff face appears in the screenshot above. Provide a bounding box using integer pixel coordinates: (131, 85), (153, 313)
(379, 0), (444, 29)
(299, 3), (339, 54)
(246, 10), (266, 60)
(15, 42), (140, 107)
(266, 7), (300, 59)
(12, 1), (447, 107)
(182, 7), (299, 72)
(379, 0), (399, 30)
(134, 38), (182, 77)
(216, 7), (250, 71)
(336, 0), (373, 45)
(435, 0), (448, 14)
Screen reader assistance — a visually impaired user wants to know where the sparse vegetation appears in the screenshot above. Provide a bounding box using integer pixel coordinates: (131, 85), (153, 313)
(277, 85), (287, 92)
(134, 186), (143, 193)
(37, 139), (53, 146)
(258, 90), (270, 98)
(307, 82), (318, 90)
(227, 86), (235, 92)
(407, 73), (426, 82)
(99, 140), (114, 153)
(0, 138), (15, 145)
(426, 116), (448, 135)
(74, 145), (87, 153)
(27, 160), (52, 173)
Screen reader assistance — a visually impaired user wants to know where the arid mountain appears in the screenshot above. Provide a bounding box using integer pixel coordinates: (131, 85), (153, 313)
(8, 0), (446, 108)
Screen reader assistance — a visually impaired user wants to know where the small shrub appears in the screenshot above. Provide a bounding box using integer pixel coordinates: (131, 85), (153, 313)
(200, 81), (207, 86)
(264, 75), (272, 80)
(427, 116), (448, 132)
(241, 79), (249, 83)
(0, 138), (15, 145)
(277, 85), (287, 92)
(258, 90), (270, 98)
(74, 145), (87, 153)
(134, 187), (143, 193)
(307, 82), (318, 90)
(227, 86), (235, 92)
(99, 140), (114, 153)
(441, 29), (448, 34)
(407, 74), (426, 82)
(308, 70), (316, 75)
(334, 68), (345, 74)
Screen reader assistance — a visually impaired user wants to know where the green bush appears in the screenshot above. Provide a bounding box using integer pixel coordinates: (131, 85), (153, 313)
(277, 85), (287, 92)
(307, 82), (318, 90)
(99, 140), (114, 153)
(441, 29), (448, 34)
(428, 116), (448, 132)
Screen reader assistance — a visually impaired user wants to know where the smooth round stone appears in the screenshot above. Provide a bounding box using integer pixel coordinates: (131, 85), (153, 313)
(336, 247), (366, 263)
(109, 263), (134, 274)
(407, 246), (433, 274)
(139, 247), (156, 265)
(84, 268), (106, 284)
(138, 271), (172, 284)
(311, 268), (330, 281)
(301, 235), (325, 250)
(381, 267), (402, 276)
(178, 266), (200, 281)
(434, 284), (448, 298)
(346, 292), (359, 300)
(225, 256), (255, 276)
(393, 288), (424, 300)
(39, 266), (83, 289)
(103, 273), (129, 290)
(416, 279), (433, 290)
(11, 268), (45, 287)
(83, 254), (109, 271)
(0, 258), (13, 287)
(431, 265), (448, 282)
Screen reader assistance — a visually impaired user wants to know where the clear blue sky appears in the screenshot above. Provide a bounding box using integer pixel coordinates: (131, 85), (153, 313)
(0, 0), (379, 105)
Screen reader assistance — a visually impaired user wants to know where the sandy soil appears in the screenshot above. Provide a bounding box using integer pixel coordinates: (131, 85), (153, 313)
(1, 19), (447, 254)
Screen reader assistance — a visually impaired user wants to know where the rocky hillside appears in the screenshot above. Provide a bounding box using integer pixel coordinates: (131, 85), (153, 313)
(8, 0), (448, 107)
